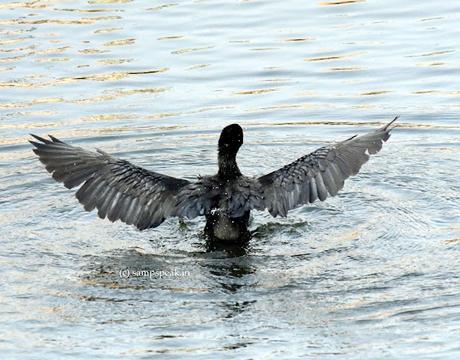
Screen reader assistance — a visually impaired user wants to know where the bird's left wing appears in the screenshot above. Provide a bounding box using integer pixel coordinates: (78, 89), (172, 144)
(257, 117), (398, 217)
(30, 134), (195, 230)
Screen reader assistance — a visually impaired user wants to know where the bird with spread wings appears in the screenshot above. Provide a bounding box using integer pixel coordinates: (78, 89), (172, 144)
(30, 117), (397, 241)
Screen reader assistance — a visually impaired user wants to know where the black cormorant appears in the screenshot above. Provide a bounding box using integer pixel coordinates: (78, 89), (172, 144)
(30, 117), (397, 242)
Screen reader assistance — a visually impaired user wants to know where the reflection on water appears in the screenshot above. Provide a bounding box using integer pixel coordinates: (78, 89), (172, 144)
(1, 0), (460, 358)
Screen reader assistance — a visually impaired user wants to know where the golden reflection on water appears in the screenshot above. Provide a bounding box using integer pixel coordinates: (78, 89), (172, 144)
(360, 90), (391, 96)
(147, 3), (177, 11)
(187, 64), (209, 70)
(284, 38), (311, 43)
(81, 113), (136, 123)
(0, 68), (168, 88)
(88, 0), (133, 4)
(416, 61), (446, 67)
(93, 27), (122, 34)
(407, 50), (455, 58)
(78, 48), (109, 54)
(35, 57), (70, 63)
(97, 58), (132, 64)
(305, 52), (364, 62)
(0, 16), (122, 26)
(34, 46), (71, 55)
(158, 35), (184, 41)
(330, 67), (363, 72)
(0, 97), (63, 110)
(319, 0), (365, 5)
(171, 46), (215, 55)
(235, 89), (277, 95)
(103, 38), (135, 47)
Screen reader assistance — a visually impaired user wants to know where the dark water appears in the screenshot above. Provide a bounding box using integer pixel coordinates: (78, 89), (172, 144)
(1, 0), (460, 358)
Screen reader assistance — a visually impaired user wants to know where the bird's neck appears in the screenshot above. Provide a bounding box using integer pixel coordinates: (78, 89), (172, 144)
(218, 150), (241, 179)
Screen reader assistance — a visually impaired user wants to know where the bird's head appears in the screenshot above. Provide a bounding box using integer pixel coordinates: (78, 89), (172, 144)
(218, 124), (243, 155)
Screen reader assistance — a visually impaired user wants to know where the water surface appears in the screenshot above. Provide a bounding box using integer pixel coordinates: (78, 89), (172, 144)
(1, 0), (460, 358)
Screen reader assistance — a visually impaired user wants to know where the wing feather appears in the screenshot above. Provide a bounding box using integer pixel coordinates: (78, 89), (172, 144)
(258, 117), (397, 217)
(30, 134), (191, 230)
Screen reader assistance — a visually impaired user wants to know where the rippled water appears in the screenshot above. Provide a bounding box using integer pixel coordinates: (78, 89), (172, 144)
(1, 0), (460, 358)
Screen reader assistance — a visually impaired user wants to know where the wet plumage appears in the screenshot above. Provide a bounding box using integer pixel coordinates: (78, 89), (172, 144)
(30, 117), (397, 241)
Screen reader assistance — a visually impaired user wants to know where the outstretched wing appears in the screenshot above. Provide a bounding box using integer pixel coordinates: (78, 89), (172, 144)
(30, 134), (191, 230)
(258, 117), (398, 217)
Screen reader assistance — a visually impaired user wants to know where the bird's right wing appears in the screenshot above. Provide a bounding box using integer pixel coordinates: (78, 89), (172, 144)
(30, 134), (192, 230)
(258, 117), (398, 217)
